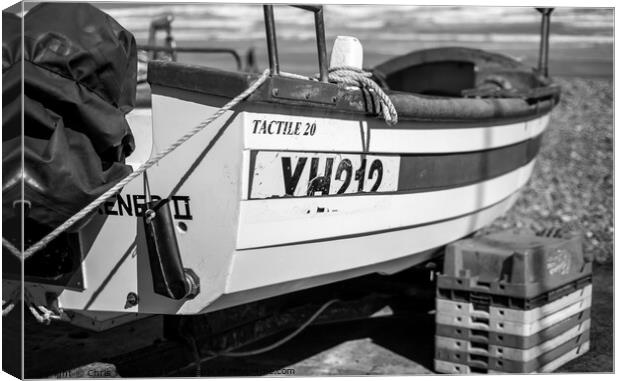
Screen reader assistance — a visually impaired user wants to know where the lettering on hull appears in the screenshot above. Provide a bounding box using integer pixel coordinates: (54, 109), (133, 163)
(98, 194), (193, 220)
(251, 119), (317, 136)
(249, 151), (400, 199)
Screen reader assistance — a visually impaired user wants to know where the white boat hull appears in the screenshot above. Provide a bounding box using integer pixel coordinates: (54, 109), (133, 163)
(18, 89), (548, 316)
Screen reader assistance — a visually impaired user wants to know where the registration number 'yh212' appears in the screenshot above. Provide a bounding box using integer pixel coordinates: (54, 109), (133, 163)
(249, 152), (400, 199)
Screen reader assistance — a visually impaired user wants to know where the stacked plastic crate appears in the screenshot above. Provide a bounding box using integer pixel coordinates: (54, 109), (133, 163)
(434, 230), (592, 374)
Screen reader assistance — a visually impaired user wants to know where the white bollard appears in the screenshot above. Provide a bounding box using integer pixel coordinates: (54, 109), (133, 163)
(329, 36), (363, 70)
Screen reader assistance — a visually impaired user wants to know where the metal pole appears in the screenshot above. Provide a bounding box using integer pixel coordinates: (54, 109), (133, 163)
(314, 7), (328, 82)
(537, 8), (553, 77)
(290, 5), (328, 82)
(137, 45), (243, 70)
(263, 5), (279, 76)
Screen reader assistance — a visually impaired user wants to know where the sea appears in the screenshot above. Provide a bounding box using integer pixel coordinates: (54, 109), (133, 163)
(19, 2), (614, 77)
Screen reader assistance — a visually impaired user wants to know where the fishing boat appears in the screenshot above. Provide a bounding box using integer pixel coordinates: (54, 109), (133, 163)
(3, 5), (559, 327)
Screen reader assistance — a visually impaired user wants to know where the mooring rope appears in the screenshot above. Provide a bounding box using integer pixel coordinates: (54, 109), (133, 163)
(2, 287), (19, 317)
(1, 69), (271, 261)
(2, 299), (16, 317)
(3, 237), (20, 258)
(27, 303), (62, 325)
(2, 288), (65, 323)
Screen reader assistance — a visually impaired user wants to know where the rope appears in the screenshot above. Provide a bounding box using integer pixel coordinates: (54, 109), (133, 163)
(3, 237), (20, 258)
(2, 300), (15, 317)
(170, 299), (339, 375)
(212, 298), (339, 357)
(327, 66), (398, 125)
(2, 287), (19, 317)
(281, 67), (398, 125)
(28, 304), (57, 325)
(2, 69), (271, 261)
(25, 289), (65, 324)
(2, 287), (65, 323)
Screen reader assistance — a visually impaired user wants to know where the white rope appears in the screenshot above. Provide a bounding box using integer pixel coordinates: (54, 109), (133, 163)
(2, 300), (16, 317)
(2, 69), (271, 261)
(327, 66), (398, 125)
(27, 302), (65, 324)
(2, 287), (66, 324)
(28, 304), (57, 325)
(2, 287), (19, 317)
(3, 237), (20, 258)
(281, 67), (398, 126)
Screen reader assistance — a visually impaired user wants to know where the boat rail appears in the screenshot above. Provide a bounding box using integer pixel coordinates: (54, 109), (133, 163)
(137, 45), (243, 71)
(137, 13), (246, 71)
(138, 5), (553, 80)
(264, 5), (328, 82)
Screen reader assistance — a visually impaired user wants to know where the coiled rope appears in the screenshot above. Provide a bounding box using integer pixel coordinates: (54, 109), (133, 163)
(327, 66), (398, 125)
(1, 69), (272, 261)
(281, 66), (398, 125)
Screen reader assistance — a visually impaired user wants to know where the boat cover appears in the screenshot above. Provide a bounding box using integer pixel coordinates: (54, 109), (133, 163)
(2, 3), (137, 229)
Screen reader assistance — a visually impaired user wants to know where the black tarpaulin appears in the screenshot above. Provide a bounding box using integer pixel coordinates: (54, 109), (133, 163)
(2, 3), (137, 229)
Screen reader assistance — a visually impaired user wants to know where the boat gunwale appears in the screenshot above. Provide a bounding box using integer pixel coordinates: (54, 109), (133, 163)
(147, 60), (559, 124)
(148, 82), (555, 130)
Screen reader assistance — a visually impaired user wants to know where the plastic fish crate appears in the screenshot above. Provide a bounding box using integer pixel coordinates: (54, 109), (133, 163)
(436, 284), (591, 324)
(435, 308), (590, 349)
(435, 320), (590, 361)
(437, 276), (591, 310)
(434, 329), (589, 373)
(435, 295), (591, 336)
(434, 341), (590, 374)
(437, 231), (592, 300)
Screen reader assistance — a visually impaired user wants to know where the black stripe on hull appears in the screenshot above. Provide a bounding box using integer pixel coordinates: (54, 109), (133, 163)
(397, 135), (541, 193)
(247, 135), (542, 200)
